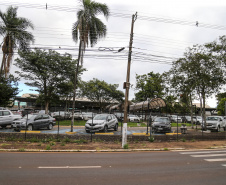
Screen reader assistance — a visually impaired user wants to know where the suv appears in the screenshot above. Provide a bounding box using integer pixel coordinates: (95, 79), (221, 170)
(204, 116), (226, 132)
(0, 109), (22, 128)
(152, 117), (171, 133)
(85, 114), (118, 133)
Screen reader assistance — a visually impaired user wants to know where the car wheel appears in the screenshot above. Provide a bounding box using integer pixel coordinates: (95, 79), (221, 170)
(104, 125), (108, 133)
(114, 123), (118, 131)
(1, 125), (6, 129)
(86, 130), (90, 133)
(28, 125), (33, 131)
(217, 126), (220, 132)
(224, 127), (226, 131)
(48, 123), (53, 130)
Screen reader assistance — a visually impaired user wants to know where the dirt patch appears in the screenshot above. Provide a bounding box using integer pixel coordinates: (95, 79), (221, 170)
(0, 140), (226, 151)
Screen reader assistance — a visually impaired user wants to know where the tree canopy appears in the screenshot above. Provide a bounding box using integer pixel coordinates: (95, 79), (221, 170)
(15, 49), (84, 113)
(134, 72), (165, 102)
(0, 75), (19, 107)
(79, 78), (124, 110)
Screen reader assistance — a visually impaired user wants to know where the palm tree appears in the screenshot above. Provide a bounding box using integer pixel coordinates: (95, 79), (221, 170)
(0, 6), (34, 79)
(70, 0), (109, 131)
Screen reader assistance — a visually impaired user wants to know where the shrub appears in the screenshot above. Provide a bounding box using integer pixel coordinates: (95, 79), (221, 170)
(46, 145), (51, 150)
(123, 144), (129, 149)
(149, 137), (155, 142)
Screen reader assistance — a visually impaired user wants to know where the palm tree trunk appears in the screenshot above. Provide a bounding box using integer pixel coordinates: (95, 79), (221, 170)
(0, 53), (6, 80)
(71, 40), (83, 132)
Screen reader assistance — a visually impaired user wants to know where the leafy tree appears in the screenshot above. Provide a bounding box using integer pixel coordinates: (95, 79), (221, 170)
(217, 98), (226, 116)
(169, 44), (225, 128)
(79, 78), (124, 111)
(0, 75), (19, 107)
(135, 72), (165, 102)
(216, 92), (226, 104)
(0, 6), (34, 79)
(70, 0), (109, 131)
(15, 49), (84, 113)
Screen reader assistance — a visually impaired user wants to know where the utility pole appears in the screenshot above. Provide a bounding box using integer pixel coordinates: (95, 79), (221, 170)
(122, 12), (137, 148)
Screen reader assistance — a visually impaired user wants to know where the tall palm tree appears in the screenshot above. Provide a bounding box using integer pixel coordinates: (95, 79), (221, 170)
(0, 6), (34, 79)
(71, 0), (109, 131)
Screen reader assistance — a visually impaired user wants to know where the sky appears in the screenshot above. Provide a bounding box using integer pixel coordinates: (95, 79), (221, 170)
(0, 0), (225, 107)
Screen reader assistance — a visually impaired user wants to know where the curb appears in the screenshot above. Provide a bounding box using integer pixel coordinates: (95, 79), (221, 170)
(0, 148), (186, 153)
(1, 146), (226, 153)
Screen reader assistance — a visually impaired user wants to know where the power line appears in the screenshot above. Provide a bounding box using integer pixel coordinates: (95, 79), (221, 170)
(0, 1), (225, 30)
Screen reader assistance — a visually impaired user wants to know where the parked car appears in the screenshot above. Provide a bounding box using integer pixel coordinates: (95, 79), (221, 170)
(128, 115), (140, 122)
(152, 117), (171, 133)
(51, 111), (70, 120)
(82, 112), (95, 121)
(85, 114), (118, 133)
(195, 116), (203, 125)
(182, 116), (197, 124)
(170, 115), (182, 123)
(203, 116), (226, 132)
(70, 112), (84, 120)
(0, 109), (22, 128)
(114, 112), (124, 121)
(13, 114), (56, 131)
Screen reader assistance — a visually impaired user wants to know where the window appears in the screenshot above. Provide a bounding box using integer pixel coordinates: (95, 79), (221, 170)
(43, 114), (49, 119)
(3, 111), (10, 116)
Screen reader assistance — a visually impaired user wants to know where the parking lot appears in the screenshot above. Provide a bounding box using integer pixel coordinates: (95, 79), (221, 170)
(0, 125), (174, 136)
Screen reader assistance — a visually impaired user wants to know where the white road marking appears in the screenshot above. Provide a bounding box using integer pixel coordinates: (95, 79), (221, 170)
(38, 166), (101, 169)
(204, 158), (226, 162)
(180, 150), (226, 155)
(191, 154), (226, 158)
(221, 164), (226, 167)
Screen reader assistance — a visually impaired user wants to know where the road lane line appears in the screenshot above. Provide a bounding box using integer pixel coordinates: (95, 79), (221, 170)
(204, 158), (226, 162)
(222, 164), (226, 167)
(180, 150), (226, 155)
(38, 166), (101, 169)
(191, 154), (226, 158)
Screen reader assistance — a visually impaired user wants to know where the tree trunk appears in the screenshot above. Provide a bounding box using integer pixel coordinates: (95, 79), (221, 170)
(45, 101), (49, 114)
(202, 92), (206, 130)
(189, 93), (194, 129)
(0, 53), (6, 80)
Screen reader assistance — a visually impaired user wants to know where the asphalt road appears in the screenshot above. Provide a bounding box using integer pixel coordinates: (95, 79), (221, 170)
(1, 150), (226, 185)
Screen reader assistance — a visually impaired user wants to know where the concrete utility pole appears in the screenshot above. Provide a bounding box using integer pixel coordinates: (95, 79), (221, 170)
(122, 12), (137, 148)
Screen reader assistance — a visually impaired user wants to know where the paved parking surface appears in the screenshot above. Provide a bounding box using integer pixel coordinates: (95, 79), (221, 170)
(0, 125), (168, 135)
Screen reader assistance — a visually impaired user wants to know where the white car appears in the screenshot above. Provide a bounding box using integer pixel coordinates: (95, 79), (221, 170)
(0, 109), (22, 128)
(51, 111), (70, 119)
(82, 112), (95, 121)
(204, 116), (226, 132)
(128, 115), (140, 122)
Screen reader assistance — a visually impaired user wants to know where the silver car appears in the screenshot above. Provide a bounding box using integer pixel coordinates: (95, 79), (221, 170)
(85, 114), (118, 133)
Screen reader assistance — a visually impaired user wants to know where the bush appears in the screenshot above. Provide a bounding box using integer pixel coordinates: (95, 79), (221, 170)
(123, 144), (129, 149)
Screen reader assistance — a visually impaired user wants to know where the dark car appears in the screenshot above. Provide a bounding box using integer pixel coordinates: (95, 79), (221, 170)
(13, 114), (56, 131)
(152, 117), (171, 133)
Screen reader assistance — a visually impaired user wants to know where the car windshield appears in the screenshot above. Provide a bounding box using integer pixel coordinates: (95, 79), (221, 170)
(93, 114), (107, 120)
(207, 117), (219, 121)
(155, 117), (169, 122)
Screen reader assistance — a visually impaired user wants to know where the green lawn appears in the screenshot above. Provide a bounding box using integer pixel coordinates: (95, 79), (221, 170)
(171, 123), (192, 127)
